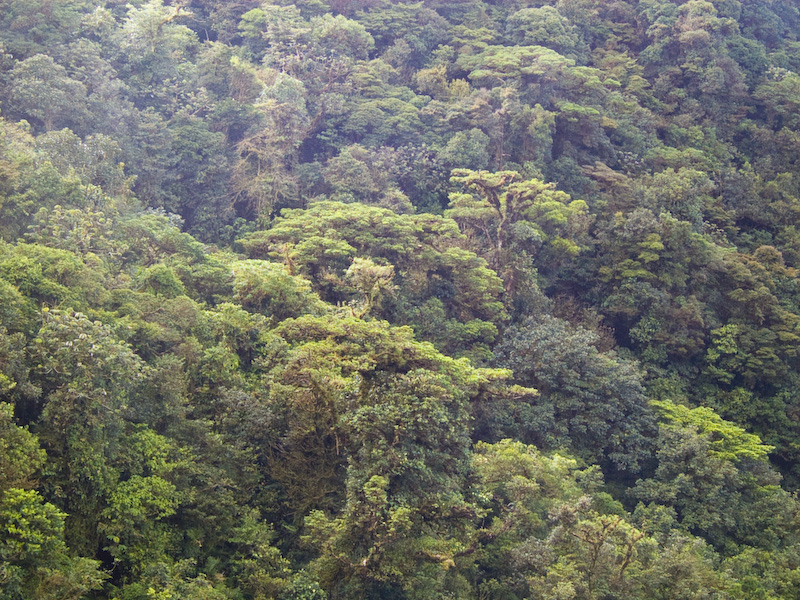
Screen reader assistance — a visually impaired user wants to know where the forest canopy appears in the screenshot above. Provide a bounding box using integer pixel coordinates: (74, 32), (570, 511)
(2, 0), (800, 599)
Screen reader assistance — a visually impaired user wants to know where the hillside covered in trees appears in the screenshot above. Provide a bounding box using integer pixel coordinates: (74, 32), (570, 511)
(3, 0), (800, 598)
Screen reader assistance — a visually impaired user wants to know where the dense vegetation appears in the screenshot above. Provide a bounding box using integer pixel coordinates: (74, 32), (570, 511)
(2, 0), (800, 598)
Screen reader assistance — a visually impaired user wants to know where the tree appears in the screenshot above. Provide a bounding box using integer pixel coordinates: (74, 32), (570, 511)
(447, 169), (588, 301)
(0, 403), (45, 492)
(7, 55), (89, 132)
(231, 259), (325, 321)
(0, 117), (37, 242)
(0, 0), (91, 58)
(0, 242), (107, 311)
(494, 314), (657, 471)
(437, 128), (491, 171)
(112, 0), (198, 113)
(632, 400), (797, 554)
(240, 201), (507, 358)
(32, 309), (147, 554)
(161, 116), (234, 237)
(505, 6), (586, 60)
(322, 144), (414, 211)
(99, 426), (183, 577)
(277, 314), (508, 598)
(354, 0), (449, 68)
(0, 488), (106, 600)
(591, 209), (712, 362)
(232, 73), (310, 218)
(470, 440), (734, 600)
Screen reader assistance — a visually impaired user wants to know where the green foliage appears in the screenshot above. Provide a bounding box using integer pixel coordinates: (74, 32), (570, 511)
(495, 315), (657, 471)
(7, 54), (89, 132)
(0, 0), (91, 58)
(632, 411), (797, 553)
(437, 128), (491, 171)
(0, 241), (106, 309)
(267, 312), (477, 506)
(0, 403), (46, 492)
(2, 0), (800, 597)
(101, 474), (181, 573)
(651, 400), (774, 462)
(227, 509), (292, 599)
(32, 309), (146, 553)
(505, 7), (585, 59)
(0, 487), (105, 600)
(231, 259), (325, 321)
(448, 168), (588, 302)
(240, 201), (506, 358)
(470, 440), (735, 600)
(472, 439), (588, 537)
(139, 264), (187, 299)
